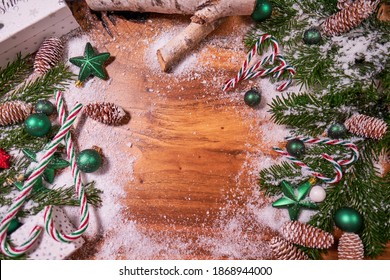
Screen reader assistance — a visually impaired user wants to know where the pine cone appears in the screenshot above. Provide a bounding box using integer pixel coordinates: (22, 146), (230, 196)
(337, 0), (354, 10)
(322, 0), (380, 36)
(270, 236), (309, 260)
(34, 37), (64, 74)
(281, 221), (334, 249)
(338, 232), (364, 260)
(0, 101), (33, 126)
(83, 102), (128, 126)
(345, 114), (387, 140)
(377, 3), (390, 22)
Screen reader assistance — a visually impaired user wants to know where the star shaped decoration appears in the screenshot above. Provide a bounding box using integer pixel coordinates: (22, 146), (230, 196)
(69, 42), (111, 86)
(15, 149), (70, 191)
(272, 179), (318, 220)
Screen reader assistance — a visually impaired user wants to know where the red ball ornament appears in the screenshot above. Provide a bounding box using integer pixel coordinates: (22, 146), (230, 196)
(0, 148), (11, 169)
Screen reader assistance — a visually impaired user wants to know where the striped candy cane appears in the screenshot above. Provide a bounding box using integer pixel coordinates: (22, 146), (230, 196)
(44, 91), (89, 242)
(273, 147), (343, 184)
(0, 103), (82, 257)
(222, 34), (295, 92)
(273, 136), (359, 184)
(285, 136), (359, 166)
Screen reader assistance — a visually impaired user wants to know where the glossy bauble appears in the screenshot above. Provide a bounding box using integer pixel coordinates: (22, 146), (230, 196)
(244, 89), (262, 107)
(76, 149), (102, 173)
(24, 113), (52, 137)
(251, 0), (273, 22)
(334, 207), (364, 233)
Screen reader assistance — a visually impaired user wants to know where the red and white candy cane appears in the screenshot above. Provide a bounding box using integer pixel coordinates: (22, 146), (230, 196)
(222, 34), (295, 92)
(273, 136), (359, 184)
(0, 102), (82, 257)
(44, 91), (89, 243)
(286, 136), (359, 166)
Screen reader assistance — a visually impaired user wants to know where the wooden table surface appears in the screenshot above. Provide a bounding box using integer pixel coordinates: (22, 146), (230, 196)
(68, 1), (389, 260)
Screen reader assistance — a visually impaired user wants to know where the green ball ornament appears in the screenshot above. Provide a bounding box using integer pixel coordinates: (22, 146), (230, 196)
(303, 28), (321, 45)
(76, 149), (102, 173)
(286, 139), (306, 158)
(334, 207), (364, 233)
(244, 89), (262, 107)
(251, 0), (272, 22)
(24, 113), (52, 137)
(35, 100), (55, 116)
(328, 123), (347, 139)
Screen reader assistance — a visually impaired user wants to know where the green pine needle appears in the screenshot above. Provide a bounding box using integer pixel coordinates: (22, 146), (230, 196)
(0, 54), (33, 98)
(4, 63), (74, 103)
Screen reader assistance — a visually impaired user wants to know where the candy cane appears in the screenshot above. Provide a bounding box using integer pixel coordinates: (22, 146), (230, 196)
(285, 136), (359, 166)
(43, 91), (89, 242)
(273, 136), (359, 184)
(273, 147), (343, 184)
(0, 103), (82, 257)
(222, 34), (295, 92)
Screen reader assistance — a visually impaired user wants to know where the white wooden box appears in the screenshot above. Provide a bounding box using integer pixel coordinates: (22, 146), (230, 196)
(0, 0), (80, 68)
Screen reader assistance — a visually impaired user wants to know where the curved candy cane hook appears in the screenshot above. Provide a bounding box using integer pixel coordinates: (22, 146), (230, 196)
(0, 102), (82, 257)
(44, 91), (89, 242)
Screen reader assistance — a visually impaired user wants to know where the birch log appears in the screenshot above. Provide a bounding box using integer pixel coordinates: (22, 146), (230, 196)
(85, 0), (256, 24)
(85, 0), (258, 71)
(157, 19), (225, 71)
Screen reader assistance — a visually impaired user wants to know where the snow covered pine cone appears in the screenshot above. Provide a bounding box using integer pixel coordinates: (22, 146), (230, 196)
(0, 101), (33, 126)
(281, 221), (334, 249)
(345, 114), (388, 140)
(338, 232), (364, 260)
(83, 102), (128, 126)
(270, 236), (309, 260)
(34, 37), (64, 74)
(322, 0), (380, 36)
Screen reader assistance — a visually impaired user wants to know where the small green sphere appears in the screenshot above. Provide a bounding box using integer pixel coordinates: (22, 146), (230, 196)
(244, 89), (262, 107)
(35, 100), (55, 116)
(7, 218), (22, 234)
(24, 113), (52, 137)
(251, 0), (273, 22)
(76, 149), (102, 173)
(303, 28), (322, 45)
(334, 207), (364, 233)
(328, 123), (347, 139)
(286, 139), (306, 158)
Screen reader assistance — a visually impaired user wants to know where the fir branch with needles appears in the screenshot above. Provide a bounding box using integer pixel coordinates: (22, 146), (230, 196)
(245, 0), (389, 89)
(259, 62), (389, 259)
(4, 63), (74, 103)
(25, 182), (103, 216)
(0, 54), (33, 98)
(0, 54), (103, 258)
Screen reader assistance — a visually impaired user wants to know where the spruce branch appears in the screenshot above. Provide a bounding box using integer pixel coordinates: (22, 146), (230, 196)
(25, 182), (103, 216)
(5, 63), (74, 103)
(0, 54), (33, 98)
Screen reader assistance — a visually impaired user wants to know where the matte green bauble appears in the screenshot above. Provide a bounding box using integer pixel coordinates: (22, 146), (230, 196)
(244, 89), (262, 107)
(35, 100), (55, 116)
(76, 149), (102, 173)
(251, 0), (273, 22)
(334, 207), (363, 233)
(24, 113), (52, 137)
(286, 139), (306, 158)
(328, 123), (347, 139)
(303, 28), (321, 45)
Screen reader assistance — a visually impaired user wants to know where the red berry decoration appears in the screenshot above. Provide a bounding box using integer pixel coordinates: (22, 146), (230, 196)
(0, 148), (11, 169)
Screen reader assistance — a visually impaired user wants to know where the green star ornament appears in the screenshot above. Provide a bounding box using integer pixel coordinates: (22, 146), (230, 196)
(16, 149), (70, 191)
(272, 178), (318, 220)
(69, 42), (111, 86)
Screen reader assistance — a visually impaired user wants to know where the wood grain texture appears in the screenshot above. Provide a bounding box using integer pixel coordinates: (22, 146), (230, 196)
(67, 1), (390, 260)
